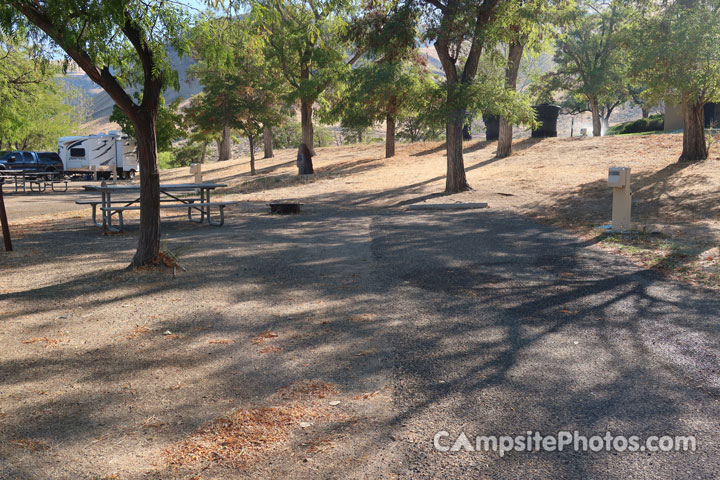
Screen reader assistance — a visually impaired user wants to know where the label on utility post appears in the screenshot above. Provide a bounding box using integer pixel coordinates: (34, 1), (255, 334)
(608, 167), (624, 187)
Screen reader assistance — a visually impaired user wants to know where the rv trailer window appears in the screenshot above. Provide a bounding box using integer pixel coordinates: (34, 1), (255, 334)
(70, 148), (85, 157)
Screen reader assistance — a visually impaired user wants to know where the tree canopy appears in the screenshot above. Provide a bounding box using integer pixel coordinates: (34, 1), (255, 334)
(187, 16), (286, 174)
(323, 1), (430, 157)
(541, 0), (627, 136)
(0, 0), (193, 267)
(110, 96), (185, 153)
(0, 33), (87, 150)
(247, 0), (362, 152)
(625, 0), (720, 160)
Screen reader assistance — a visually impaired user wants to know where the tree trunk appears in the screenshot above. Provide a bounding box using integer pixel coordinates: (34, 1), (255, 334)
(218, 125), (232, 161)
(249, 134), (256, 175)
(462, 123), (472, 141)
(200, 142), (207, 164)
(386, 114), (396, 158)
(0, 186), (12, 252)
(300, 98), (315, 155)
(601, 116), (610, 135)
(263, 125), (273, 159)
(433, 3), (498, 194)
(680, 99), (708, 162)
(129, 111), (161, 268)
(497, 42), (524, 158)
(589, 97), (602, 136)
(446, 110), (469, 193)
(641, 107), (649, 118)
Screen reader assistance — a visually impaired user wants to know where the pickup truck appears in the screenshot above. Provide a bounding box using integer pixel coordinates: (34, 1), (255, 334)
(0, 151), (64, 178)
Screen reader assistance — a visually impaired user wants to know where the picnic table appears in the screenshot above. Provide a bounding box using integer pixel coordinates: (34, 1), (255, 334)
(81, 183), (233, 232)
(0, 170), (68, 193)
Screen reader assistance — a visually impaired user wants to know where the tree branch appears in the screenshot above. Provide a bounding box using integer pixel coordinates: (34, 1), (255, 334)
(12, 1), (138, 117)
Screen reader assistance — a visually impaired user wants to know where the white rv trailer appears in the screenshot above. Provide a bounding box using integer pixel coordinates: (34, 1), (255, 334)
(58, 132), (139, 179)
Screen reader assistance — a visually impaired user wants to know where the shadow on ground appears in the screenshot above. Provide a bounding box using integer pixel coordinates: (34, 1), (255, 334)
(1, 205), (719, 478)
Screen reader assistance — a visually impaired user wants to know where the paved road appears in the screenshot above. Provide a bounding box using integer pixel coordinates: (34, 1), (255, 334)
(369, 209), (720, 479)
(2, 203), (718, 479)
(1, 181), (113, 222)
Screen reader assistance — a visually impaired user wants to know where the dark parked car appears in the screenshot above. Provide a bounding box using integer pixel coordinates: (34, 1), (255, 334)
(0, 151), (64, 178)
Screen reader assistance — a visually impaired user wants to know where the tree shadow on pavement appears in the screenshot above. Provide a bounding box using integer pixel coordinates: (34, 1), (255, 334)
(2, 207), (719, 479)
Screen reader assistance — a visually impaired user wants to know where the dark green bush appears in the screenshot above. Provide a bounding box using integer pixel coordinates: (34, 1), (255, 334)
(607, 114), (664, 135)
(173, 141), (206, 167)
(272, 121), (334, 149)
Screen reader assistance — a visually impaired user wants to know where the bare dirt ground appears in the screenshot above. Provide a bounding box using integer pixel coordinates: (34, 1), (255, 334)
(158, 133), (720, 287)
(2, 133), (720, 479)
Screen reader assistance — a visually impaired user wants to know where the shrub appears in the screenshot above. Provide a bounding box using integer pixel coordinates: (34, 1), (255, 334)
(314, 124), (334, 147)
(272, 120), (334, 149)
(397, 116), (445, 142)
(607, 114), (664, 135)
(157, 151), (176, 170)
(173, 141), (206, 167)
(272, 121), (302, 149)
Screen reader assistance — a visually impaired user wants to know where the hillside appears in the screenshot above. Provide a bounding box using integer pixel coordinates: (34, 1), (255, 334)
(63, 46), (649, 141)
(62, 49), (202, 134)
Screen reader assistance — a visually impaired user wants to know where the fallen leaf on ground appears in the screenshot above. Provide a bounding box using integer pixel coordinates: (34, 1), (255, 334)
(275, 380), (340, 401)
(259, 346), (283, 354)
(252, 331), (279, 344)
(11, 439), (49, 451)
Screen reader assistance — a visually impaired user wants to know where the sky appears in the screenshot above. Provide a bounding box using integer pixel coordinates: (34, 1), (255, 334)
(182, 0), (222, 15)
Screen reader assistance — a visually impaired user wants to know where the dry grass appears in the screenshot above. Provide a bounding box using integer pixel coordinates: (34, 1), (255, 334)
(165, 380), (345, 471)
(166, 405), (306, 469)
(274, 380), (340, 402)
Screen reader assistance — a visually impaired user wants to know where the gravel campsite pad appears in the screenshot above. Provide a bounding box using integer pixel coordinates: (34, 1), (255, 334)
(2, 135), (720, 478)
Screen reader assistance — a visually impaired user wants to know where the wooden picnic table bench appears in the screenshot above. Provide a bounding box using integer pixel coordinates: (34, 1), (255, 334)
(29, 177), (69, 193)
(1, 170), (66, 193)
(101, 202), (235, 230)
(82, 183), (234, 232)
(76, 197), (203, 227)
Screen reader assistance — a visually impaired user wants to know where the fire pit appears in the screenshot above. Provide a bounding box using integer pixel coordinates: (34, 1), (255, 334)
(269, 203), (302, 214)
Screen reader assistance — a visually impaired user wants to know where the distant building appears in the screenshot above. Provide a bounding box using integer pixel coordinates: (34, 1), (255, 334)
(664, 103), (719, 131)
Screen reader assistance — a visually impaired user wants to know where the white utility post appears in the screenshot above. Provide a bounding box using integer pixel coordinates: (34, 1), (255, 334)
(189, 163), (202, 184)
(608, 167), (632, 232)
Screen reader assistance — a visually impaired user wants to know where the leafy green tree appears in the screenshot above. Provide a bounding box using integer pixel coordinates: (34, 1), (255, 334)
(1, 1), (192, 267)
(9, 85), (87, 150)
(0, 82), (88, 151)
(0, 33), (86, 150)
(325, 2), (430, 157)
(543, 0), (627, 137)
(418, 0), (520, 192)
(628, 83), (653, 119)
(396, 79), (446, 142)
(110, 97), (185, 153)
(247, 0), (362, 154)
(330, 61), (431, 157)
(187, 17), (285, 174)
(493, 0), (566, 158)
(625, 0), (720, 161)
